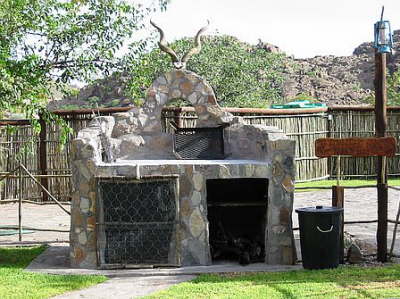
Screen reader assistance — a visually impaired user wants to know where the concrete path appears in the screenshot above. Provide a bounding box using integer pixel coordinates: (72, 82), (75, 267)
(26, 246), (302, 277)
(27, 246), (301, 299)
(51, 275), (196, 299)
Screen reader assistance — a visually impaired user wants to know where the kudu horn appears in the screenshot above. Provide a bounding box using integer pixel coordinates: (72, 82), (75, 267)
(150, 20), (209, 68)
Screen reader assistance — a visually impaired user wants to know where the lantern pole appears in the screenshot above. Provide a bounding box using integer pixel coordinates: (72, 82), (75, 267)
(375, 48), (388, 262)
(374, 6), (391, 262)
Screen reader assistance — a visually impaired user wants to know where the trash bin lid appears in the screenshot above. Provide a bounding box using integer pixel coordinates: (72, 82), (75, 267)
(295, 206), (343, 214)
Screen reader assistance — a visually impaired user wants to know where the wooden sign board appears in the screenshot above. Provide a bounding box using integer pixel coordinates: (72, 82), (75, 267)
(315, 137), (397, 158)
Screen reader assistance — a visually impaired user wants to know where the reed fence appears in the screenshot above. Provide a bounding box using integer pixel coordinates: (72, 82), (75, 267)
(0, 106), (399, 202)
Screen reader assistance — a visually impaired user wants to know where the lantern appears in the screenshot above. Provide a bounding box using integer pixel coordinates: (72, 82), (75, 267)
(374, 8), (393, 53)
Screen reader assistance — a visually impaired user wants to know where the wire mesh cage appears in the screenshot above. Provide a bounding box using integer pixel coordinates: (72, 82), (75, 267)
(172, 125), (226, 159)
(96, 178), (179, 268)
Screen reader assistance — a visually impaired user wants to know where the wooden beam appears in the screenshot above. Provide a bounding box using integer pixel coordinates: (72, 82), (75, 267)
(328, 105), (400, 112)
(0, 120), (31, 126)
(19, 163), (70, 215)
(39, 115), (48, 202)
(315, 137), (396, 158)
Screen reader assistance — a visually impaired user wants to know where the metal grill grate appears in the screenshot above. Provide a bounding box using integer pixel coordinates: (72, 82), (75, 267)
(97, 178), (179, 268)
(173, 126), (225, 159)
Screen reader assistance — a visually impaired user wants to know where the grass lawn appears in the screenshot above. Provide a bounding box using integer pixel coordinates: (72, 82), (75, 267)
(145, 265), (400, 299)
(0, 246), (107, 299)
(295, 178), (400, 192)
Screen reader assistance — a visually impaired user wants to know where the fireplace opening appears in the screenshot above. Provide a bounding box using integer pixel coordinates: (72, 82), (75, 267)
(206, 178), (268, 265)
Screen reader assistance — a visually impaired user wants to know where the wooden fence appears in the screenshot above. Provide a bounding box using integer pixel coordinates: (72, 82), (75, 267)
(0, 106), (399, 202)
(328, 107), (400, 179)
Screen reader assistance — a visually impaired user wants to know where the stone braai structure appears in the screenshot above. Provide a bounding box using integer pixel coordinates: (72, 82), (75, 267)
(70, 22), (296, 269)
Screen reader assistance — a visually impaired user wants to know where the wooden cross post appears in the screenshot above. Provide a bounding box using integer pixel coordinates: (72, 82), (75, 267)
(316, 137), (396, 262)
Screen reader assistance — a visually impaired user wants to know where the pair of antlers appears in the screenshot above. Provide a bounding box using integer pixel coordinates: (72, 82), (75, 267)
(150, 20), (210, 69)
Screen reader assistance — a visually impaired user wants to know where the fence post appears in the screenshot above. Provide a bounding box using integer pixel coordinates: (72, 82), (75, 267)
(332, 186), (344, 263)
(39, 114), (48, 202)
(18, 165), (22, 241)
(173, 108), (183, 128)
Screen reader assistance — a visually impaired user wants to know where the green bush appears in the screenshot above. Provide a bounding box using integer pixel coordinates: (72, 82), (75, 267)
(125, 36), (290, 108)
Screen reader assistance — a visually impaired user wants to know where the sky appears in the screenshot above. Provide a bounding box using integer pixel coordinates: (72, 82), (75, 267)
(147, 0), (400, 58)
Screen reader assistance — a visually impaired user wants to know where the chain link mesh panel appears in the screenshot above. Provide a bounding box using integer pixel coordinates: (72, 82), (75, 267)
(97, 178), (178, 267)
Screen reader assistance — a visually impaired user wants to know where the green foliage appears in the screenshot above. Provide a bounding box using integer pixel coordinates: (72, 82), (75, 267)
(387, 69), (400, 105)
(362, 69), (400, 105)
(0, 0), (168, 140)
(290, 93), (318, 102)
(0, 246), (107, 299)
(108, 99), (121, 107)
(88, 96), (101, 107)
(125, 35), (289, 108)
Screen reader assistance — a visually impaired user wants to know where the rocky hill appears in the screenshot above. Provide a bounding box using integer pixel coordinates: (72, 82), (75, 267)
(47, 30), (400, 110)
(283, 29), (400, 106)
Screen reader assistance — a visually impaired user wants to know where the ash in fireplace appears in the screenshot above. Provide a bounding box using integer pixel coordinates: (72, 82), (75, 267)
(210, 220), (265, 265)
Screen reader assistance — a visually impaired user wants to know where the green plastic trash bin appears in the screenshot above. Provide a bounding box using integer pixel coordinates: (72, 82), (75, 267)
(295, 206), (343, 270)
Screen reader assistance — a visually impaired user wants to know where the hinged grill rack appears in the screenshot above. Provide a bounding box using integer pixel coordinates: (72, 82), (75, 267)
(171, 122), (226, 159)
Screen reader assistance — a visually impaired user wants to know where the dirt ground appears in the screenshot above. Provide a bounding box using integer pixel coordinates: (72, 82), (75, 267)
(1, 187), (400, 255)
(0, 203), (70, 245)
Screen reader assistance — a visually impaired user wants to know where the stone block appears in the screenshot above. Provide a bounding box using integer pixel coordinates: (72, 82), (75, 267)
(281, 246), (296, 265)
(281, 175), (294, 193)
(189, 208), (205, 238)
(165, 72), (173, 83)
(116, 165), (137, 177)
(272, 161), (285, 184)
(78, 231), (88, 245)
(180, 198), (192, 218)
(272, 225), (287, 234)
(80, 251), (98, 269)
(192, 173), (204, 191)
(188, 92), (198, 105)
(86, 231), (97, 249)
(180, 81), (193, 95)
(87, 216), (96, 231)
(255, 166), (270, 178)
(179, 175), (193, 198)
(156, 75), (167, 85)
(188, 238), (211, 266)
(170, 89), (181, 99)
(218, 165), (231, 178)
(191, 191), (202, 206)
(175, 70), (185, 79)
(73, 246), (85, 265)
(80, 197), (90, 214)
(71, 208), (83, 227)
(74, 161), (91, 181)
(245, 165), (254, 177)
(279, 207), (290, 225)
